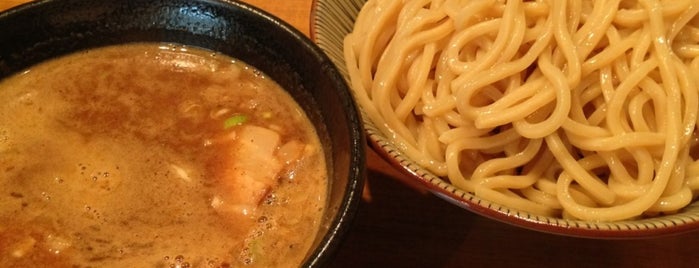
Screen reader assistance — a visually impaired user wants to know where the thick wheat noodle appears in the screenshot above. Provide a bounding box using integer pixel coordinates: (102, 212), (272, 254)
(344, 0), (699, 221)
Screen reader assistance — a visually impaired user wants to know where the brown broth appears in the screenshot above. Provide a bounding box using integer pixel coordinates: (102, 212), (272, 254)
(0, 43), (327, 267)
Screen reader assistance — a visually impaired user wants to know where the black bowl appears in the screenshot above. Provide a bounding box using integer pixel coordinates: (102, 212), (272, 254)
(0, 0), (365, 266)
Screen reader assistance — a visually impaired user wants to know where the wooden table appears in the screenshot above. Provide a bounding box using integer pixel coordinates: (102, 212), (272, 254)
(2, 1), (699, 267)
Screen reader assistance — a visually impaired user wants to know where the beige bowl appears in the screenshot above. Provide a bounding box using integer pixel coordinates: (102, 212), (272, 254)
(310, 0), (699, 238)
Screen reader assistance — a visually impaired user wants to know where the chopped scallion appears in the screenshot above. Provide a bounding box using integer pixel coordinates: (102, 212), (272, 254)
(223, 114), (247, 129)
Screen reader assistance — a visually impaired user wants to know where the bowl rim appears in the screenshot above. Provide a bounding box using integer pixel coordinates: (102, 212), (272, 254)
(309, 0), (699, 239)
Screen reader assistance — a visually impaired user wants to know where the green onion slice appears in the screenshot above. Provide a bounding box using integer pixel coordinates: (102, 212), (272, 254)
(223, 114), (247, 129)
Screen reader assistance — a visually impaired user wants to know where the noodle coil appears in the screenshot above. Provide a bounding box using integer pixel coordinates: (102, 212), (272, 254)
(343, 0), (699, 221)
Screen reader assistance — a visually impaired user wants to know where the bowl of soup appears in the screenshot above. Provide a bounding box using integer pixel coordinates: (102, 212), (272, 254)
(0, 0), (365, 266)
(311, 0), (699, 238)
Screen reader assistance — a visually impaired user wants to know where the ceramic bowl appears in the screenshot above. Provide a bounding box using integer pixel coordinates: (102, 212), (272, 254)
(310, 0), (699, 238)
(0, 0), (365, 266)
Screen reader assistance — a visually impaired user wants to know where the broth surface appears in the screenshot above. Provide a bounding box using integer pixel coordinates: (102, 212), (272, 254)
(0, 43), (327, 267)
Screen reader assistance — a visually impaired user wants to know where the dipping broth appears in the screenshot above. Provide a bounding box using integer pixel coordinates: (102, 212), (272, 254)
(0, 43), (328, 267)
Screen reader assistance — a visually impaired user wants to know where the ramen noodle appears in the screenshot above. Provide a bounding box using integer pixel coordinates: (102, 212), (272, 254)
(344, 0), (699, 221)
(0, 43), (327, 267)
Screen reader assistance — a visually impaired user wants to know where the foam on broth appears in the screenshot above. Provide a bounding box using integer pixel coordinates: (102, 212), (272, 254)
(0, 43), (328, 267)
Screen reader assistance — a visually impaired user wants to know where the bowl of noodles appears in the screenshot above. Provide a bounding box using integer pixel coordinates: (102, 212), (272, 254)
(311, 0), (699, 238)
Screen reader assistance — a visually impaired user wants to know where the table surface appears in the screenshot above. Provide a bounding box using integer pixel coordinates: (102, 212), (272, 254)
(2, 0), (699, 267)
